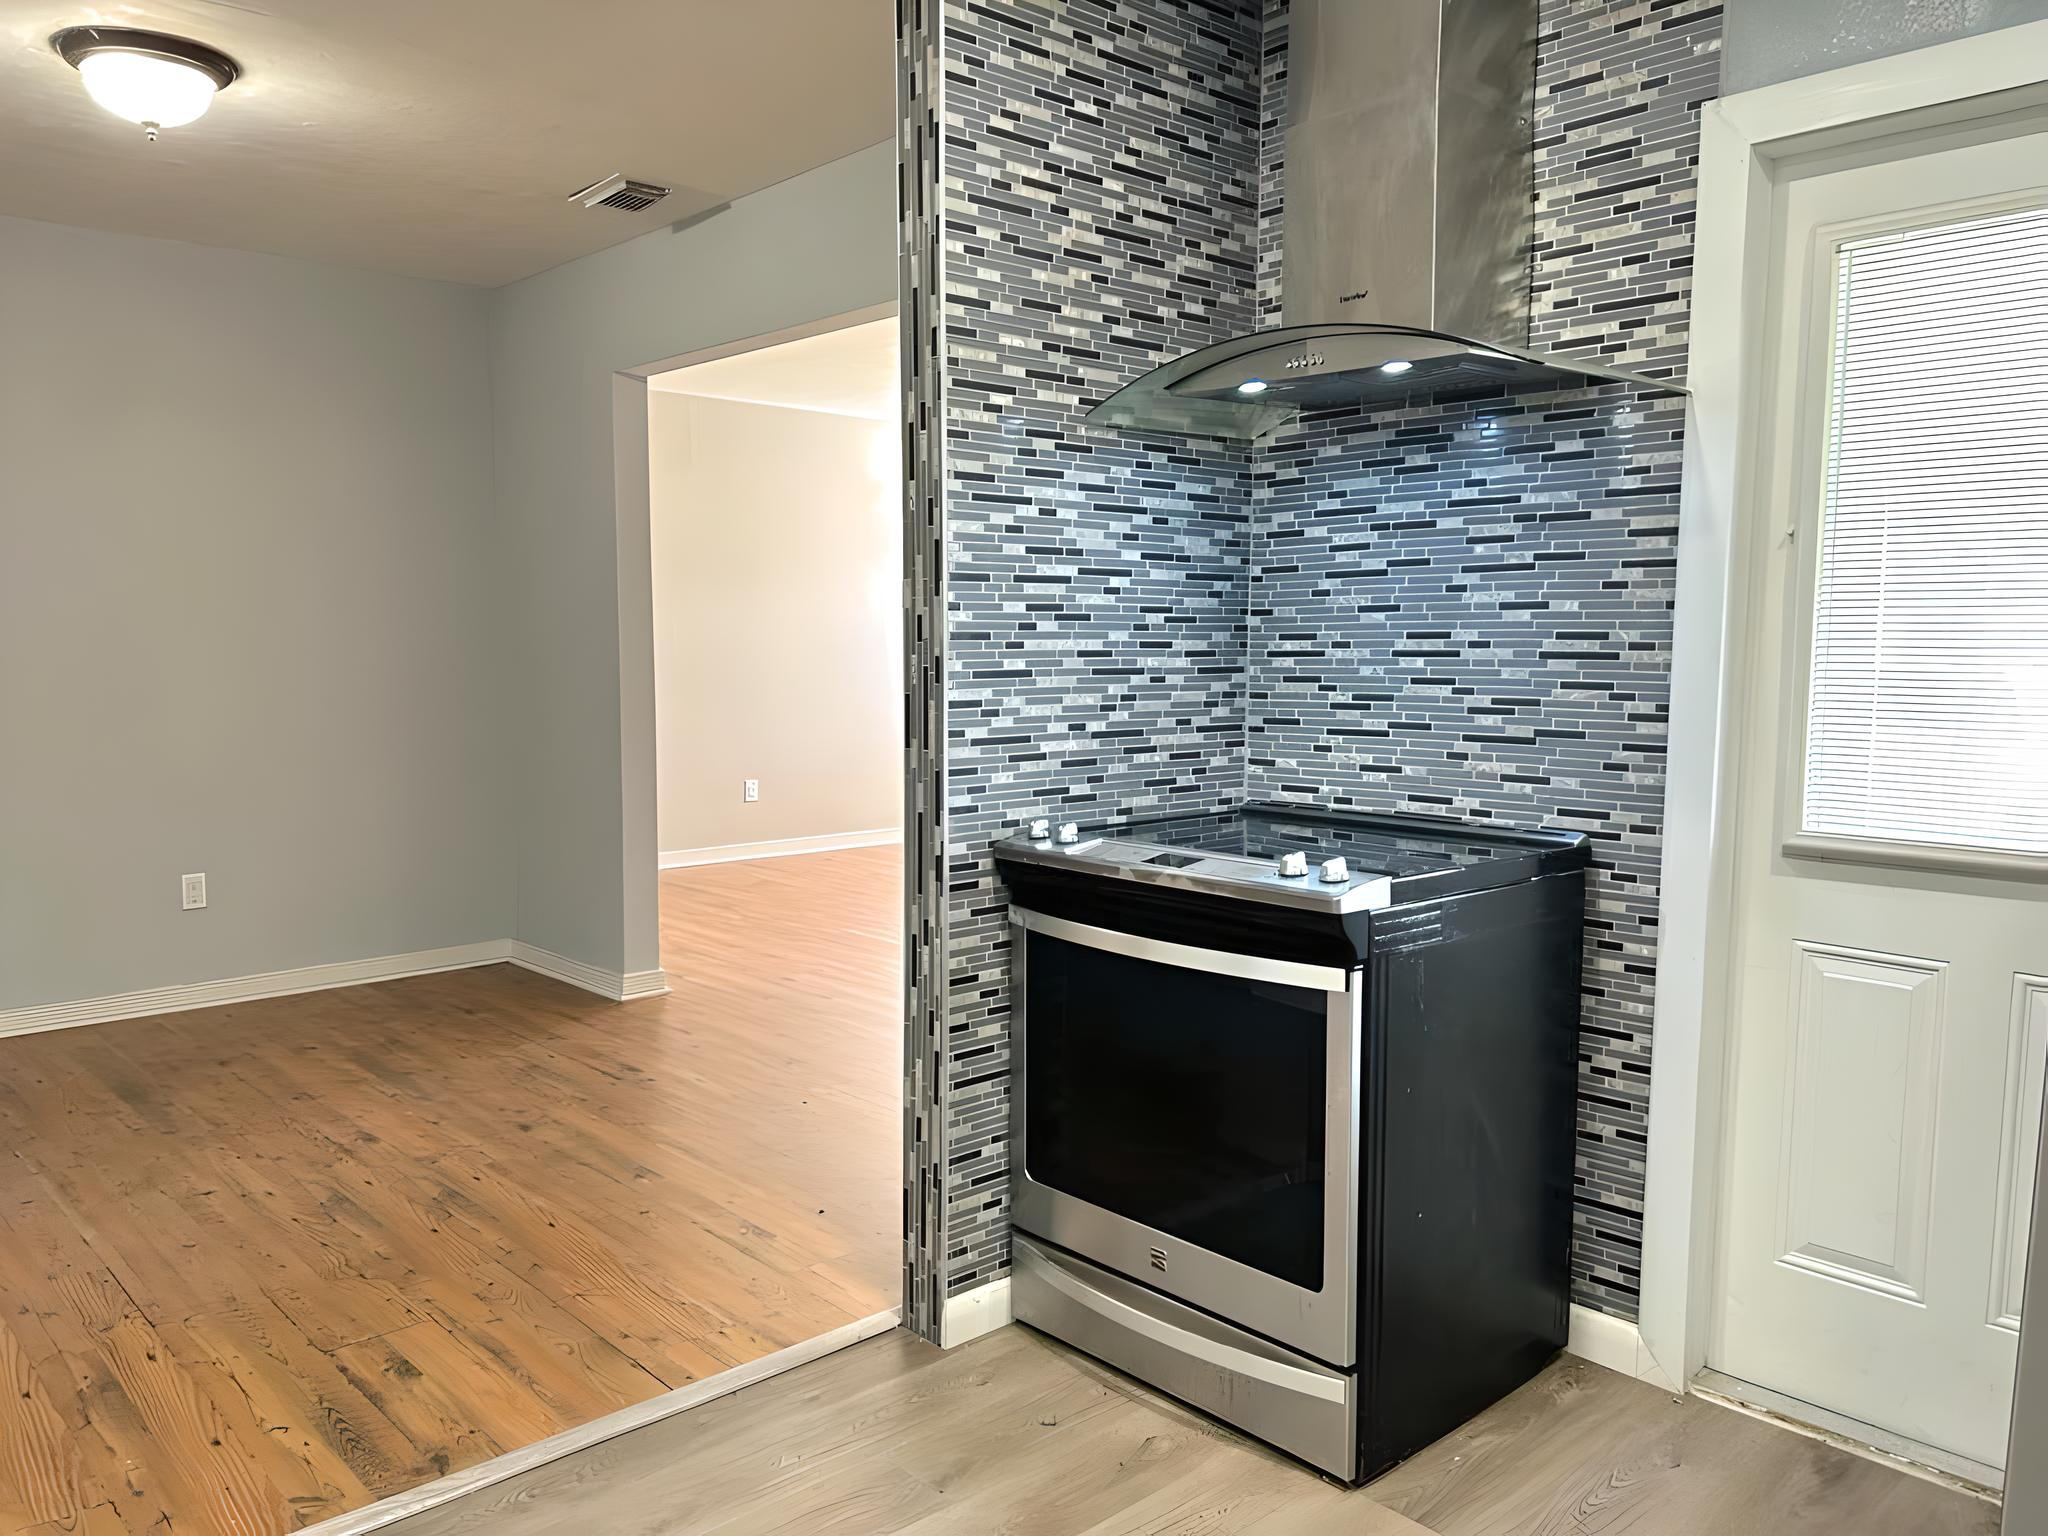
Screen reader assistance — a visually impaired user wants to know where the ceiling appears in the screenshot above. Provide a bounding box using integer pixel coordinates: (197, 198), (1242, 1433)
(650, 316), (897, 420)
(0, 0), (894, 286)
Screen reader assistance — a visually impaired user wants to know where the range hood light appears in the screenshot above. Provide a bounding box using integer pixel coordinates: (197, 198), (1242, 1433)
(1379, 359), (1413, 376)
(1237, 379), (1270, 395)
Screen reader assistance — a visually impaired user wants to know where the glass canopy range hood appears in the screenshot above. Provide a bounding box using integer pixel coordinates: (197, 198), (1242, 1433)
(1085, 323), (1681, 443)
(1086, 0), (1686, 443)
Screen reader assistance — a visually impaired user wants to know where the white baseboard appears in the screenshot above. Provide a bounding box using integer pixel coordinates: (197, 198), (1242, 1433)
(0, 940), (513, 1040)
(507, 942), (669, 1003)
(1, 938), (669, 1040)
(300, 1308), (901, 1535)
(941, 1276), (1013, 1348)
(1567, 1303), (1677, 1391)
(616, 968), (671, 1001)
(659, 828), (902, 870)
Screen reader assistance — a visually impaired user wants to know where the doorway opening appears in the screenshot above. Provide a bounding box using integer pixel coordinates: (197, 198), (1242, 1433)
(639, 311), (904, 1349)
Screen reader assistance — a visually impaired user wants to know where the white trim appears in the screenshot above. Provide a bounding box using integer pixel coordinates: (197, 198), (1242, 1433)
(625, 300), (901, 383)
(1716, 22), (2048, 148)
(1780, 833), (2048, 883)
(940, 1276), (1012, 1348)
(508, 941), (669, 1002)
(1, 939), (671, 1039)
(0, 941), (512, 1039)
(1646, 21), (2048, 1405)
(645, 382), (894, 425)
(1567, 1304), (1678, 1392)
(658, 827), (903, 870)
(615, 968), (671, 1001)
(298, 1308), (901, 1536)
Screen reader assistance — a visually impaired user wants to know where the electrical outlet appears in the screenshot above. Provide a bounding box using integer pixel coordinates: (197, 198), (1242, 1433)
(181, 872), (207, 911)
(742, 779), (760, 803)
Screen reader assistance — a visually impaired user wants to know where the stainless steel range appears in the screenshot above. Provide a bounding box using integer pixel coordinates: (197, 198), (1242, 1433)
(995, 802), (1589, 1482)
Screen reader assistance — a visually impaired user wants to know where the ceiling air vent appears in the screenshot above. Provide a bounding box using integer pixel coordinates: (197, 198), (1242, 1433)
(568, 174), (671, 213)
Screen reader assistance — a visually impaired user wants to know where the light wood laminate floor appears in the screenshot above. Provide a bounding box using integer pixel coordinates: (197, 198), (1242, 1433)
(0, 847), (901, 1535)
(379, 1324), (2002, 1536)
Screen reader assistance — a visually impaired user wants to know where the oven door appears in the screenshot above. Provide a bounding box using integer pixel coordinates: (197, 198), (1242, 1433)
(1010, 906), (1360, 1367)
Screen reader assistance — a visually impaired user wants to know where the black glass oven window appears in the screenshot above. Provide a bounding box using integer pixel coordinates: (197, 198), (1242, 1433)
(1023, 932), (1329, 1290)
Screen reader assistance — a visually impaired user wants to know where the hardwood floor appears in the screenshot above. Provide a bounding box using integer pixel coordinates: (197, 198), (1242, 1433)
(376, 1325), (2003, 1536)
(0, 847), (901, 1535)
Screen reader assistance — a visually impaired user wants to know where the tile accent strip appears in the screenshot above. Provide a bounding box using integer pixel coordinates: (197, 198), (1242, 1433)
(897, 0), (948, 1343)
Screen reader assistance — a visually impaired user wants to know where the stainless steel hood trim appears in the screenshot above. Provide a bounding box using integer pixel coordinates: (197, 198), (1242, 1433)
(1083, 1), (1689, 443)
(1085, 322), (1686, 443)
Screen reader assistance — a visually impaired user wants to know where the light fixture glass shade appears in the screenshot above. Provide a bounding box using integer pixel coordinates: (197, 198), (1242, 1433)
(77, 49), (220, 128)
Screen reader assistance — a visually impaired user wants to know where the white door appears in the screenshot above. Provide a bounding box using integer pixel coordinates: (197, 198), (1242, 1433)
(1712, 127), (2048, 1473)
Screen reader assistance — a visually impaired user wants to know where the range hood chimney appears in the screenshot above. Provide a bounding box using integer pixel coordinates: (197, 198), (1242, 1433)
(1087, 0), (1680, 442)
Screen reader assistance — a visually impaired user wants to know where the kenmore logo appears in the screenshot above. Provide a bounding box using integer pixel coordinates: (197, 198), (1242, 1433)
(1338, 290), (1370, 304)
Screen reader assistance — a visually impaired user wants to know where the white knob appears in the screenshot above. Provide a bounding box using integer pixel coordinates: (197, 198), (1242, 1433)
(1319, 856), (1350, 884)
(1028, 818), (1051, 841)
(1277, 851), (1308, 878)
(1056, 822), (1080, 845)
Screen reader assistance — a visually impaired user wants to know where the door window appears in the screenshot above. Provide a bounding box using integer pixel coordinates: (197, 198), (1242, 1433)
(1800, 204), (2048, 857)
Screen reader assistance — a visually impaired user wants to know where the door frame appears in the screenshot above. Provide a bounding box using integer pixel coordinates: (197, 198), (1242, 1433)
(1645, 19), (2048, 1496)
(611, 300), (901, 987)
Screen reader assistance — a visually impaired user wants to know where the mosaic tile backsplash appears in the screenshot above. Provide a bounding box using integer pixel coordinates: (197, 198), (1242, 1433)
(929, 0), (1722, 1321)
(937, 0), (1263, 1293)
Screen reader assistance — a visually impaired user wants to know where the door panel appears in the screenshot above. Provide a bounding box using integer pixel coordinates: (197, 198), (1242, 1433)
(1778, 943), (1946, 1303)
(1711, 128), (2048, 1472)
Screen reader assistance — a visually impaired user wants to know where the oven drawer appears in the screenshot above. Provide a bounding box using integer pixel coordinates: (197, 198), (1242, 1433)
(1013, 1233), (1357, 1480)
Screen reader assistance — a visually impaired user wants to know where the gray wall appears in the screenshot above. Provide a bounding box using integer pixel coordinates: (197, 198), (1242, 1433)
(487, 142), (896, 975)
(1724, 0), (2048, 92)
(0, 213), (509, 1008)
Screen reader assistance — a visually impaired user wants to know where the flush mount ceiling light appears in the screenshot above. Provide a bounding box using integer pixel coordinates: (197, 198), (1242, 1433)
(1379, 359), (1413, 375)
(1236, 379), (1270, 395)
(52, 26), (240, 141)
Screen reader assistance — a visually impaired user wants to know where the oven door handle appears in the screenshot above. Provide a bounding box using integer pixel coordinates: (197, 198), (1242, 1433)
(1011, 907), (1351, 993)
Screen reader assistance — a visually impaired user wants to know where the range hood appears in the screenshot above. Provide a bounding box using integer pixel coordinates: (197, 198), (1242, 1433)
(1087, 0), (1681, 442)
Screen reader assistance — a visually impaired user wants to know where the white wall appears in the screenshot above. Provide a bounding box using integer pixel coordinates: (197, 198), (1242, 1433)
(649, 393), (901, 859)
(1723, 0), (2048, 91)
(0, 213), (508, 1009)
(487, 141), (897, 975)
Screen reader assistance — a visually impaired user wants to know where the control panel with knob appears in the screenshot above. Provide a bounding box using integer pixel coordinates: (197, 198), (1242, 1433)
(1277, 851), (1309, 878)
(1319, 856), (1350, 884)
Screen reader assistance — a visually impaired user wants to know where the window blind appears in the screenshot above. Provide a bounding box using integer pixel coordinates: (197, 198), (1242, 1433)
(1803, 204), (2048, 858)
